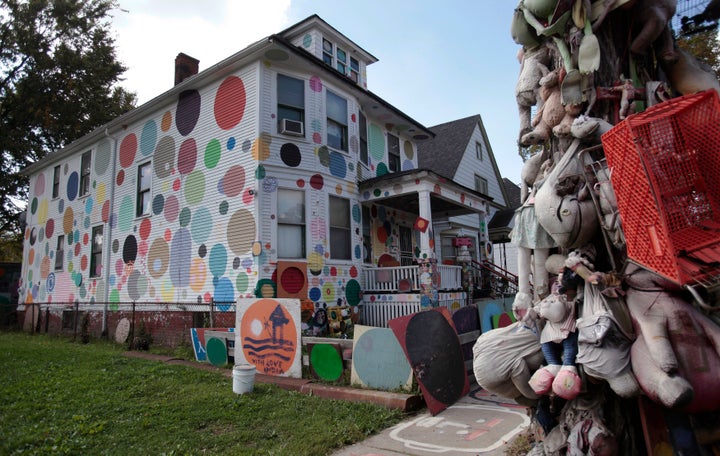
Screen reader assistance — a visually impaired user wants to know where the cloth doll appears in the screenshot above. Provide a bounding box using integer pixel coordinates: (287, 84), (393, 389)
(529, 245), (596, 400)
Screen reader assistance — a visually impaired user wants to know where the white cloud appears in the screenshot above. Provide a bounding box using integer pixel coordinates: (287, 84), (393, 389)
(112, 0), (292, 104)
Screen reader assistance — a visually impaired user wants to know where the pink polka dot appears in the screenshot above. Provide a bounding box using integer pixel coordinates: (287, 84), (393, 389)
(309, 76), (323, 92)
(312, 132), (322, 144)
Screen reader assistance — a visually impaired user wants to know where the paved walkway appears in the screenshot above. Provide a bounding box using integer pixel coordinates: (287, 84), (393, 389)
(331, 387), (530, 456)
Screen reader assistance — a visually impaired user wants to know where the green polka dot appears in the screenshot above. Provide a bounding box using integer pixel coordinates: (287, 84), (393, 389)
(118, 195), (134, 231)
(184, 170), (205, 205)
(205, 139), (221, 169)
(219, 201), (229, 215)
(179, 207), (191, 227)
(236, 272), (249, 293)
(310, 344), (343, 381)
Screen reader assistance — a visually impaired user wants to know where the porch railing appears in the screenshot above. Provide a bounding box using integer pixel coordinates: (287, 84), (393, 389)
(363, 264), (462, 293)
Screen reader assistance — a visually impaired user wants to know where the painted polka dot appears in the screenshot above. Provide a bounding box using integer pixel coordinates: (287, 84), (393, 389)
(140, 120), (158, 157)
(127, 270), (148, 301)
(154, 136), (176, 179)
(227, 137), (236, 150)
(67, 172), (79, 201)
(123, 235), (137, 264)
(169, 228), (191, 287)
(119, 133), (138, 168)
(63, 207), (74, 234)
(190, 207), (212, 243)
(184, 170), (205, 205)
(376, 163), (389, 176)
(116, 169), (125, 186)
(146, 238), (170, 279)
(209, 243), (227, 277)
(251, 133), (271, 161)
(219, 200), (228, 215)
(345, 279), (361, 306)
(177, 138), (197, 175)
(309, 286), (321, 301)
(102, 200), (110, 222)
(176, 89), (201, 136)
(161, 111), (172, 132)
(310, 174), (324, 190)
(316, 146), (330, 166)
(179, 207), (191, 227)
(322, 282), (335, 303)
(308, 251), (324, 276)
(310, 75), (322, 92)
(139, 218), (151, 240)
(34, 173), (45, 196)
(280, 143), (301, 167)
(223, 165), (245, 197)
(227, 209), (256, 255)
(189, 258), (206, 292)
(214, 277), (234, 304)
(214, 76), (246, 130)
(205, 139), (221, 169)
(164, 195), (179, 222)
(45, 219), (54, 238)
(37, 200), (48, 224)
(152, 194), (164, 215)
(236, 272), (249, 293)
(118, 195), (133, 231)
(403, 139), (414, 159)
(242, 188), (254, 205)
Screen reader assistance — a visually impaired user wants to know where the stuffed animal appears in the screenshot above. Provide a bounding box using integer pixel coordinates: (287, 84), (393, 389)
(472, 319), (545, 405)
(521, 68), (566, 146)
(625, 263), (720, 413)
(626, 0), (678, 64)
(516, 44), (551, 138)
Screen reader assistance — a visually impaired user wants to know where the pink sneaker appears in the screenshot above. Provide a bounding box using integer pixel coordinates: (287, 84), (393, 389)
(553, 365), (581, 400)
(529, 365), (560, 395)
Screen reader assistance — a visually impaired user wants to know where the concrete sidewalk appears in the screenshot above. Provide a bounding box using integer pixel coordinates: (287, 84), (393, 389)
(124, 352), (530, 455)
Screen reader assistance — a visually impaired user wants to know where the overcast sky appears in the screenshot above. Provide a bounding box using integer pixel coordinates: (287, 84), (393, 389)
(110, 1), (524, 182)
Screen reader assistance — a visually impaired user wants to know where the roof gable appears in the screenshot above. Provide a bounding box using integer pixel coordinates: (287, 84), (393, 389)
(417, 114), (480, 179)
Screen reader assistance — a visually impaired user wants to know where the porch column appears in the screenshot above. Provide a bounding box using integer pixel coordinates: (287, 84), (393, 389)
(417, 189), (438, 308)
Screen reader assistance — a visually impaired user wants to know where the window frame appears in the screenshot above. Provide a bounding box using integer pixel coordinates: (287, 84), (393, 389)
(90, 225), (103, 278)
(474, 174), (489, 195)
(277, 73), (305, 136)
(329, 195), (351, 261)
(476, 141), (484, 161)
(55, 235), (65, 271)
(326, 90), (348, 152)
(79, 150), (91, 197)
(362, 205), (372, 264)
(136, 161), (152, 217)
(349, 57), (360, 83)
(277, 188), (306, 259)
(52, 165), (61, 199)
(388, 133), (400, 172)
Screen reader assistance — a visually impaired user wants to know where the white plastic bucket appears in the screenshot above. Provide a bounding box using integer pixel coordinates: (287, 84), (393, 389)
(232, 364), (256, 394)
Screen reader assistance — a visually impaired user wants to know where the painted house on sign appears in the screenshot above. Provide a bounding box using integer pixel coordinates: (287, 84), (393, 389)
(19, 15), (494, 334)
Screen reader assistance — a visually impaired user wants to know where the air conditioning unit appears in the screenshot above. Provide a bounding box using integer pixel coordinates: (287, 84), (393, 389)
(280, 118), (304, 136)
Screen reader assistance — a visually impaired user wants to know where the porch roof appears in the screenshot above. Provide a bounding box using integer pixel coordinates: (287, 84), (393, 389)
(359, 168), (491, 218)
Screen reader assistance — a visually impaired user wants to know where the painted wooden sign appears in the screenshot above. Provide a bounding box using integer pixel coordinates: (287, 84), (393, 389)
(389, 307), (469, 415)
(351, 325), (413, 391)
(190, 327), (235, 362)
(235, 298), (301, 378)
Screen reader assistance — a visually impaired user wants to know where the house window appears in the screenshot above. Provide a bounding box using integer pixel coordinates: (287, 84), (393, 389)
(80, 151), (91, 197)
(441, 237), (456, 264)
(326, 90), (348, 151)
(475, 174), (489, 195)
(476, 141), (485, 161)
(52, 165), (60, 199)
(136, 162), (151, 217)
(277, 189), (306, 259)
(277, 74), (305, 133)
(90, 225), (103, 278)
(322, 38), (333, 66)
(362, 205), (371, 263)
(359, 111), (368, 166)
(330, 196), (351, 260)
(349, 57), (359, 83)
(336, 47), (347, 75)
(55, 235), (65, 271)
(388, 133), (400, 172)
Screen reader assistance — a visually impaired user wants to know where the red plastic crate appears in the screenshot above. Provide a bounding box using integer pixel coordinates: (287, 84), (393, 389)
(601, 90), (720, 286)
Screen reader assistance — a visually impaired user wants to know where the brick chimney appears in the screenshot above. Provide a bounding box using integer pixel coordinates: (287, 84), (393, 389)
(174, 53), (199, 86)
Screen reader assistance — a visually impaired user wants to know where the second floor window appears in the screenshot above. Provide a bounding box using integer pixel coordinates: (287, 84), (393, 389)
(476, 141), (485, 161)
(90, 225), (103, 278)
(277, 74), (305, 132)
(277, 189), (306, 259)
(55, 235), (64, 271)
(52, 165), (60, 199)
(330, 196), (351, 260)
(80, 151), (91, 197)
(388, 133), (400, 172)
(137, 162), (152, 217)
(359, 112), (368, 165)
(475, 174), (489, 195)
(326, 90), (348, 151)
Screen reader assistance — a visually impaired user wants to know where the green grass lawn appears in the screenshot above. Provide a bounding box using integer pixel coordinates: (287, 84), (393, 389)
(0, 331), (405, 455)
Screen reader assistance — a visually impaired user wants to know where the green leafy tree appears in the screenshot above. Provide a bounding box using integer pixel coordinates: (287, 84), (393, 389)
(0, 0), (136, 246)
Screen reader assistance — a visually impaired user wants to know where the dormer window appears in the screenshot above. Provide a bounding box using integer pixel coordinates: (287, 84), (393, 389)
(350, 57), (359, 83)
(322, 38), (353, 79)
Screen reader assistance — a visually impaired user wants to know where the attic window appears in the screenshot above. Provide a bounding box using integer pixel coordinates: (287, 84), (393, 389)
(476, 141), (485, 161)
(350, 57), (359, 83)
(322, 38), (354, 80)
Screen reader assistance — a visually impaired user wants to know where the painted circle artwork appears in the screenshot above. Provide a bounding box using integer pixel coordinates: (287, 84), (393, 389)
(353, 327), (411, 390)
(176, 89), (201, 136)
(214, 76), (246, 130)
(280, 266), (305, 294)
(240, 299), (297, 375)
(309, 344), (343, 381)
(206, 337), (228, 366)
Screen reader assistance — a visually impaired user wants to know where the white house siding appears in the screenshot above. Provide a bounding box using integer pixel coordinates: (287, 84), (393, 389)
(20, 62), (263, 307)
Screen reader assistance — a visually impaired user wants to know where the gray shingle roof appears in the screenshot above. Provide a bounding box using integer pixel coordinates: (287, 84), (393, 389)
(417, 114), (481, 179)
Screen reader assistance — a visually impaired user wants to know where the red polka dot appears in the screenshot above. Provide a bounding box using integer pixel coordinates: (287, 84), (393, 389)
(164, 229), (172, 242)
(83, 233), (89, 245)
(119, 133), (138, 168)
(330, 267), (337, 276)
(310, 174), (324, 190)
(242, 188), (254, 204)
(214, 76), (246, 130)
(173, 179), (181, 191)
(81, 255), (88, 271)
(102, 200), (110, 222)
(139, 218), (151, 240)
(116, 170), (125, 186)
(349, 266), (358, 278)
(296, 179), (305, 188)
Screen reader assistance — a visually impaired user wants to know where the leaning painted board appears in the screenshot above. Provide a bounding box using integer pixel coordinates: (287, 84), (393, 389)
(351, 325), (413, 391)
(235, 298), (302, 378)
(389, 307), (469, 415)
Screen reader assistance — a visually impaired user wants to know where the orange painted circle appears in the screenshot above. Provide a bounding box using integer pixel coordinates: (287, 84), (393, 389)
(240, 299), (297, 376)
